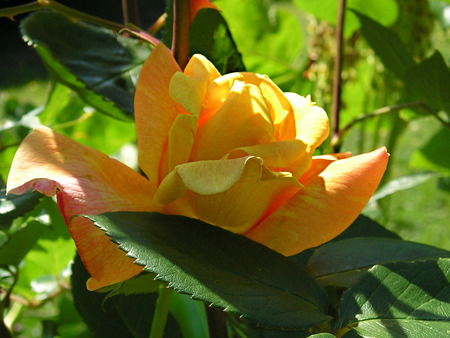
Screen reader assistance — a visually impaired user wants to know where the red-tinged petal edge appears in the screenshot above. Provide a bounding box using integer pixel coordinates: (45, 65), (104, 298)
(245, 147), (389, 256)
(7, 126), (156, 289)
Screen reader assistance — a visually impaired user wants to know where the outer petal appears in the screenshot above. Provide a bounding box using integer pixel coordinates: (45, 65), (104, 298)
(135, 43), (184, 187)
(154, 156), (302, 233)
(7, 127), (156, 290)
(245, 147), (389, 255)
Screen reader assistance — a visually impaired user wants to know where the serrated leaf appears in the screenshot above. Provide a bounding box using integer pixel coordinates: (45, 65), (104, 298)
(0, 189), (43, 226)
(404, 51), (450, 116)
(353, 10), (414, 78)
(0, 220), (44, 266)
(190, 8), (245, 73)
(289, 215), (400, 269)
(88, 212), (331, 330)
(21, 11), (152, 120)
(307, 238), (450, 287)
(71, 253), (181, 338)
(337, 258), (450, 337)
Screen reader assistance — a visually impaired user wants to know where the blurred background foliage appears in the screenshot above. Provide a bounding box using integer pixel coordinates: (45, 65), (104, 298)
(0, 0), (449, 336)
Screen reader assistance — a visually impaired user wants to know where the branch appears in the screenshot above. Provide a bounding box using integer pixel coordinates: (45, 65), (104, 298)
(331, 101), (450, 148)
(172, 0), (190, 69)
(331, 0), (347, 153)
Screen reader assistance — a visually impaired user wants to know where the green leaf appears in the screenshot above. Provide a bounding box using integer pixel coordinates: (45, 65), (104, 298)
(0, 220), (44, 266)
(334, 214), (401, 241)
(404, 51), (450, 115)
(352, 10), (415, 78)
(103, 272), (161, 302)
(71, 253), (181, 338)
(88, 212), (331, 330)
(289, 215), (400, 269)
(410, 128), (450, 175)
(295, 0), (398, 37)
(369, 172), (442, 203)
(169, 293), (209, 338)
(13, 197), (76, 300)
(337, 258), (450, 337)
(190, 8), (245, 74)
(0, 188), (43, 226)
(217, 0), (309, 92)
(307, 238), (450, 287)
(21, 11), (152, 120)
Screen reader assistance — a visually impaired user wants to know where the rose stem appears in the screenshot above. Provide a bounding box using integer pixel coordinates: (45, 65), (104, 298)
(331, 0), (347, 153)
(172, 0), (190, 70)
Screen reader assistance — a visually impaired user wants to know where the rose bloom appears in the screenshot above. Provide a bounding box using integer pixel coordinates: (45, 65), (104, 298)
(7, 43), (388, 290)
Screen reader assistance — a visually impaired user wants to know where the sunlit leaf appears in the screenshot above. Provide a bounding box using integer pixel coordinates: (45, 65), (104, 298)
(337, 258), (450, 337)
(88, 211), (331, 329)
(295, 0), (398, 36)
(352, 10), (414, 78)
(404, 51), (450, 115)
(410, 128), (450, 175)
(21, 11), (152, 120)
(369, 172), (441, 203)
(190, 8), (245, 73)
(0, 220), (44, 267)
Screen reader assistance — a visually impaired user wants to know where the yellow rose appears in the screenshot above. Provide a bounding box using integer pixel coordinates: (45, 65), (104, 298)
(7, 43), (388, 290)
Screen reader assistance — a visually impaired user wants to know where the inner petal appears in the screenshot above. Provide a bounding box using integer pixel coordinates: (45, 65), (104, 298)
(190, 80), (275, 161)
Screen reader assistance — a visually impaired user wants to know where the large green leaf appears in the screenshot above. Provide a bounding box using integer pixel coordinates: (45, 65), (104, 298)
(337, 258), (450, 337)
(190, 8), (245, 74)
(353, 11), (414, 78)
(21, 10), (152, 120)
(307, 238), (449, 287)
(88, 212), (331, 329)
(289, 214), (400, 269)
(404, 51), (450, 115)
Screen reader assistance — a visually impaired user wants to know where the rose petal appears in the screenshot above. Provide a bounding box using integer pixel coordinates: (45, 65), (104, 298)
(226, 139), (310, 177)
(7, 126), (156, 290)
(241, 73), (297, 141)
(154, 156), (302, 233)
(190, 80), (275, 161)
(245, 147), (389, 255)
(285, 93), (329, 153)
(169, 54), (220, 116)
(135, 43), (184, 186)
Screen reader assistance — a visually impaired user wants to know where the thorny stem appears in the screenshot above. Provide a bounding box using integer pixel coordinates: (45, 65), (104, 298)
(331, 101), (450, 148)
(331, 0), (347, 153)
(172, 0), (190, 70)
